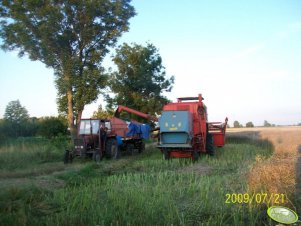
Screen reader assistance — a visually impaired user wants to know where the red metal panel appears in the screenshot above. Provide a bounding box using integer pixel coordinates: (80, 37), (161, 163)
(110, 117), (128, 137)
(212, 133), (225, 147)
(170, 151), (192, 158)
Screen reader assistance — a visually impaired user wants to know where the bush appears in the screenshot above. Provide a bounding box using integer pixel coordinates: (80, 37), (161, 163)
(38, 117), (68, 138)
(246, 121), (254, 127)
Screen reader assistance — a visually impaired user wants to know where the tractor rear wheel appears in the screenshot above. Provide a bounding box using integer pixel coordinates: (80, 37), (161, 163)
(93, 150), (103, 163)
(105, 139), (119, 159)
(206, 133), (215, 156)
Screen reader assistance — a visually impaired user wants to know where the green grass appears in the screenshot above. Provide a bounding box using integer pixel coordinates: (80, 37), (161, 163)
(0, 137), (69, 171)
(0, 136), (276, 226)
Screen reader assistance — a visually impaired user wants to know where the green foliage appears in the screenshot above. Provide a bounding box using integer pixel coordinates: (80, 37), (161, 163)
(233, 120), (243, 128)
(4, 100), (29, 124)
(37, 116), (67, 138)
(263, 120), (271, 127)
(92, 104), (113, 119)
(0, 137), (68, 171)
(246, 121), (254, 127)
(0, 0), (136, 136)
(106, 42), (174, 119)
(0, 185), (54, 226)
(1, 100), (38, 138)
(0, 101), (67, 138)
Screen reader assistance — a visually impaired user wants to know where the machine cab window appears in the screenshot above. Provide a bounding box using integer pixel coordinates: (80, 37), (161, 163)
(79, 119), (100, 135)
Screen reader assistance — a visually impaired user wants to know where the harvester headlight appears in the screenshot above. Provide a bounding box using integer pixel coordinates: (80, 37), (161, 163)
(165, 122), (169, 128)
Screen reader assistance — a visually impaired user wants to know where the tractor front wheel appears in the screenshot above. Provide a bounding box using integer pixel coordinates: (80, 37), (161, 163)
(64, 150), (73, 164)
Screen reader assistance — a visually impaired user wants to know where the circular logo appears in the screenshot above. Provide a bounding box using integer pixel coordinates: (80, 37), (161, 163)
(267, 206), (298, 224)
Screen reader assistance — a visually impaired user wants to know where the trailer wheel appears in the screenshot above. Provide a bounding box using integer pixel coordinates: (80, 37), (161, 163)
(126, 143), (135, 155)
(105, 139), (119, 159)
(206, 133), (215, 156)
(138, 142), (145, 153)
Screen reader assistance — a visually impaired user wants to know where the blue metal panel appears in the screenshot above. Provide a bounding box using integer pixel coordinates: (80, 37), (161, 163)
(159, 111), (191, 144)
(126, 122), (150, 140)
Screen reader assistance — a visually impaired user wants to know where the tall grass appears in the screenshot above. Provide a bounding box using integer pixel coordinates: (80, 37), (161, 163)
(0, 137), (68, 171)
(0, 135), (275, 226)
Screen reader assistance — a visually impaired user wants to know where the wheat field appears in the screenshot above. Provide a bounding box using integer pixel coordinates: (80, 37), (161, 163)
(227, 126), (301, 207)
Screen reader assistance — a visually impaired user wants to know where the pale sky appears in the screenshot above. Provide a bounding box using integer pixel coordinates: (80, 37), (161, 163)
(0, 0), (301, 126)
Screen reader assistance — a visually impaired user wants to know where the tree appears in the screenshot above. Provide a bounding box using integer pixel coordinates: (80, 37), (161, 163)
(106, 43), (174, 119)
(3, 100), (30, 137)
(38, 116), (67, 138)
(264, 120), (271, 127)
(0, 0), (136, 138)
(92, 104), (113, 119)
(246, 121), (254, 128)
(4, 100), (29, 124)
(233, 120), (242, 128)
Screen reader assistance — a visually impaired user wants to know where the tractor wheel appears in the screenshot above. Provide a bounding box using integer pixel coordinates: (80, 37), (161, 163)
(80, 149), (86, 158)
(93, 150), (103, 163)
(206, 133), (215, 156)
(64, 150), (70, 164)
(64, 150), (73, 164)
(126, 143), (135, 155)
(105, 139), (119, 159)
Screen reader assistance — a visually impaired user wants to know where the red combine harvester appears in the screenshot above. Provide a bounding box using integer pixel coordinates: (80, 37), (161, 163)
(157, 94), (228, 160)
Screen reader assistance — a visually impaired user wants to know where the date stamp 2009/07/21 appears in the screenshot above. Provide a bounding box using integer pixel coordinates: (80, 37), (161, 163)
(225, 193), (286, 204)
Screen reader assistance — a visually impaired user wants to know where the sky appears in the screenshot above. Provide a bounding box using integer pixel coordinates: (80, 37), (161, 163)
(0, 0), (301, 126)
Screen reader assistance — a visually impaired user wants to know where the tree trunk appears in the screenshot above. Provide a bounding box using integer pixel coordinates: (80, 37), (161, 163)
(77, 109), (83, 130)
(67, 88), (77, 139)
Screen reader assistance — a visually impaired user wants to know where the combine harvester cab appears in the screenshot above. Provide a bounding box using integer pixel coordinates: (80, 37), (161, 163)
(157, 94), (228, 160)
